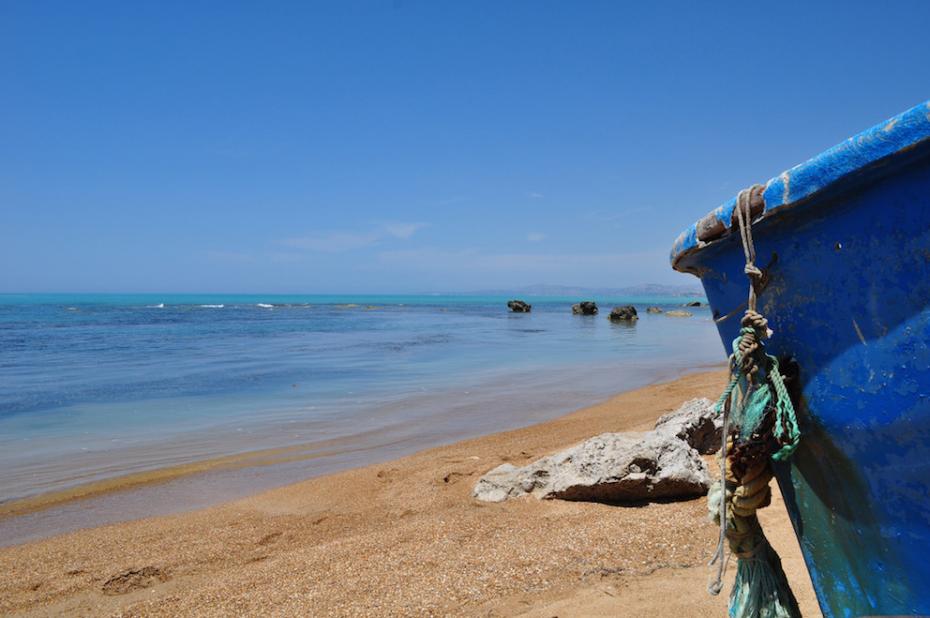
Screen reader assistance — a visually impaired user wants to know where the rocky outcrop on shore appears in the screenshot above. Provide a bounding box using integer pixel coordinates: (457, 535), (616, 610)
(572, 301), (598, 315)
(654, 398), (721, 455)
(608, 305), (638, 321)
(473, 397), (724, 504)
(507, 300), (532, 313)
(473, 428), (709, 504)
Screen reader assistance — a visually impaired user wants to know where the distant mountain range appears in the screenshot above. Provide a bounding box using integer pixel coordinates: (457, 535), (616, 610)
(468, 283), (705, 298)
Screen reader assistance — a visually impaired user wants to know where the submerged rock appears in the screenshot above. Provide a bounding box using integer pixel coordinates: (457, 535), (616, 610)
(572, 301), (598, 315)
(507, 300), (532, 313)
(665, 310), (693, 318)
(473, 430), (709, 504)
(608, 305), (638, 321)
(654, 398), (721, 455)
(646, 306), (663, 314)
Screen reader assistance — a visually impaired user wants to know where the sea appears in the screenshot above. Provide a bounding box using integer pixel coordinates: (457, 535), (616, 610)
(0, 293), (726, 544)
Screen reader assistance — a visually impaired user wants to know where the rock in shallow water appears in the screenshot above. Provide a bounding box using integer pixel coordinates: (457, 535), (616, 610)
(572, 301), (598, 315)
(608, 305), (638, 321)
(653, 397), (721, 455)
(507, 300), (532, 313)
(473, 430), (709, 504)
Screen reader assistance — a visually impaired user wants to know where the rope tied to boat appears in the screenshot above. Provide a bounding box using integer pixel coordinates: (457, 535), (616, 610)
(707, 185), (802, 617)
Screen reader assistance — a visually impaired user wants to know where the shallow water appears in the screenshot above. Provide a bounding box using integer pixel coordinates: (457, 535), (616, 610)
(0, 294), (725, 541)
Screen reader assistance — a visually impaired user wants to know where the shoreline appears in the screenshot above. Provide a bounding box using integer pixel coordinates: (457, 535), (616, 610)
(0, 369), (820, 616)
(0, 428), (402, 521)
(0, 361), (726, 542)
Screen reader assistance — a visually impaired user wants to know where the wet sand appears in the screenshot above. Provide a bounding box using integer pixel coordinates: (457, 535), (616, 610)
(0, 370), (820, 616)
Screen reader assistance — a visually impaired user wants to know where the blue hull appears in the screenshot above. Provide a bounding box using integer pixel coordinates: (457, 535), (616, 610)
(672, 101), (930, 617)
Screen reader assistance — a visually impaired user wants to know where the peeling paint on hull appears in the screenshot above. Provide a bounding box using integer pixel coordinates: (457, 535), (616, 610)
(673, 103), (930, 617)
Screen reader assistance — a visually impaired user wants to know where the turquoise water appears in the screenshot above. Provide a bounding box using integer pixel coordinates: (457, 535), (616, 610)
(0, 293), (723, 507)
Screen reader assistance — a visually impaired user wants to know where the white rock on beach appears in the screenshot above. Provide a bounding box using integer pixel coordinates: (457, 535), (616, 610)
(473, 430), (710, 504)
(653, 397), (722, 455)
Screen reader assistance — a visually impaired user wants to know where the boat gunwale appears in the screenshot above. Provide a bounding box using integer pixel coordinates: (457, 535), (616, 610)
(670, 101), (930, 272)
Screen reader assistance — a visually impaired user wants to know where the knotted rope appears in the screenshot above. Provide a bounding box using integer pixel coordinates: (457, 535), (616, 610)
(707, 185), (802, 618)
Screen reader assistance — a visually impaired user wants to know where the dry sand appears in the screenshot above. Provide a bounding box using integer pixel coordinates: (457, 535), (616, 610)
(0, 370), (821, 617)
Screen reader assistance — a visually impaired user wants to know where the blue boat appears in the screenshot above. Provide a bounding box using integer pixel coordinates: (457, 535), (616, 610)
(671, 100), (930, 617)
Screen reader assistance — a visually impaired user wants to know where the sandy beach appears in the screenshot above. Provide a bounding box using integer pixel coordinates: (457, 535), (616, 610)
(0, 370), (820, 617)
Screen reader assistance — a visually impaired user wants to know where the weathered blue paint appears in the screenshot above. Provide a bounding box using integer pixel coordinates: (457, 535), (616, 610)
(671, 101), (930, 267)
(671, 100), (930, 617)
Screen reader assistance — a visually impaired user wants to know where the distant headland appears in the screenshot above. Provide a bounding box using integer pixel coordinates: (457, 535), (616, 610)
(467, 283), (705, 298)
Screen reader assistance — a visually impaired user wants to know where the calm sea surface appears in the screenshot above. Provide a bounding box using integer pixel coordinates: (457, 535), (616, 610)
(0, 293), (725, 539)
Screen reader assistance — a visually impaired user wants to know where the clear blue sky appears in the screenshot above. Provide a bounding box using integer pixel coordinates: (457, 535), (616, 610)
(4, 1), (930, 294)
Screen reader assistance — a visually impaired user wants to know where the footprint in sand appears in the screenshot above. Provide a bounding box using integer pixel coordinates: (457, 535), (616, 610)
(257, 531), (282, 546)
(101, 566), (168, 595)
